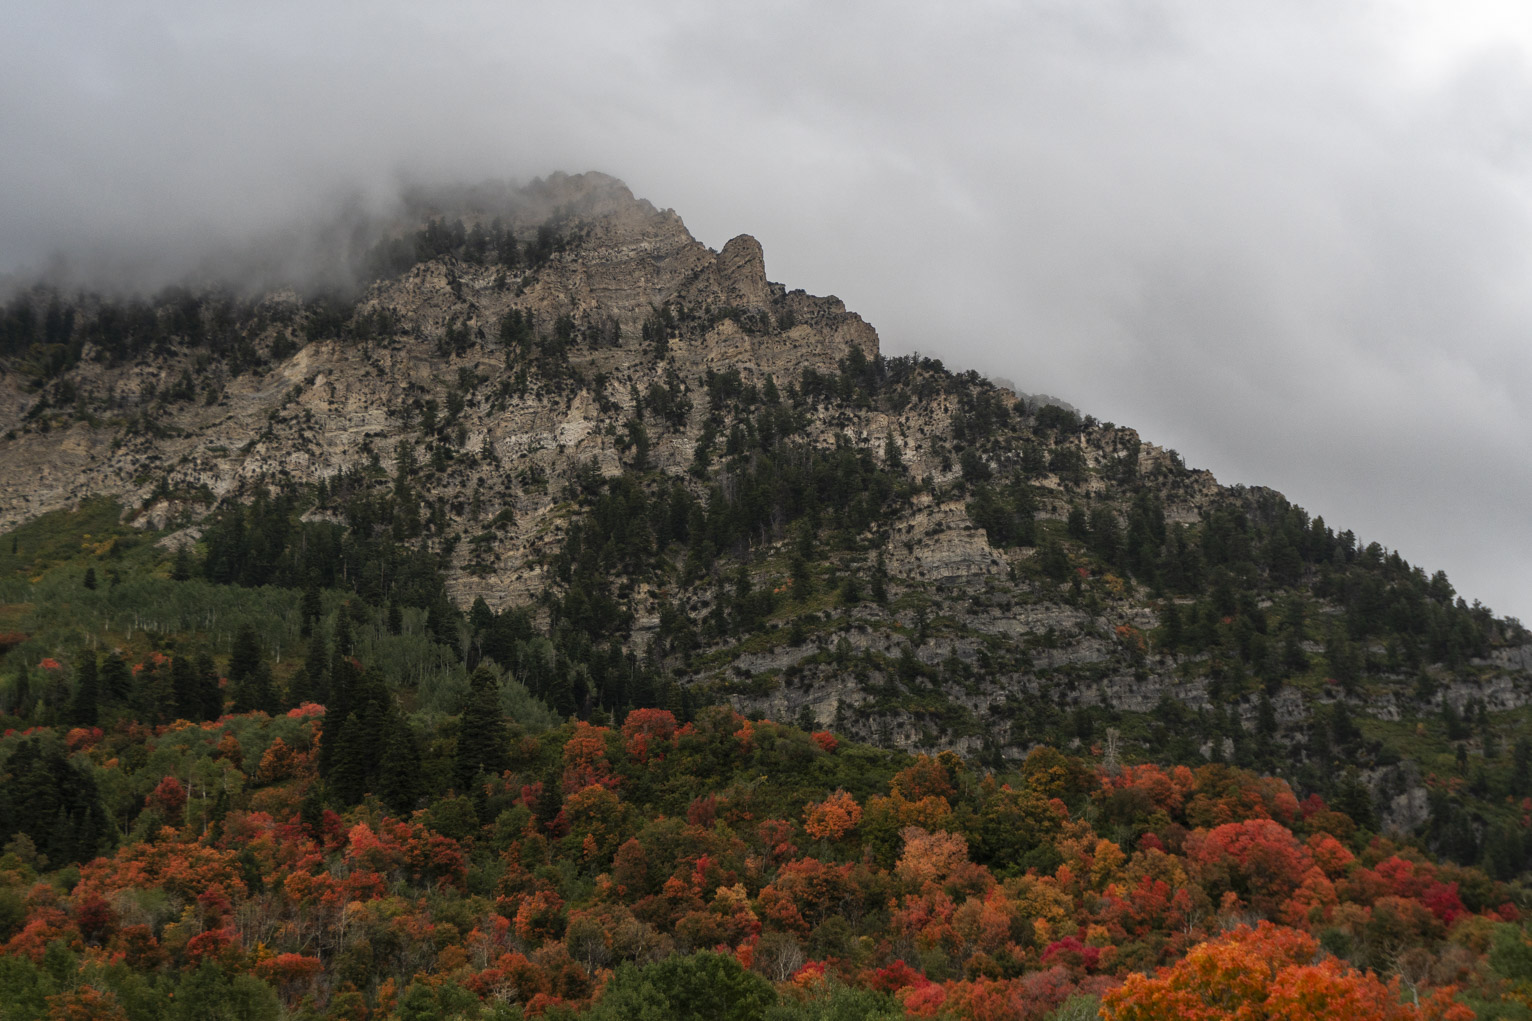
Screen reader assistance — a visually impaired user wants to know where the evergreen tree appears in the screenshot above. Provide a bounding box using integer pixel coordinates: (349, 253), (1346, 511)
(469, 596), (494, 638)
(194, 652), (223, 720)
(1332, 767), (1377, 830)
(454, 666), (509, 791)
(1483, 822), (1526, 881)
(1038, 539), (1071, 583)
(1256, 693), (1277, 737)
(427, 597), (460, 653)
(71, 654), (99, 726)
(535, 763), (564, 831)
(228, 624), (262, 684)
(300, 585), (322, 637)
(135, 657), (174, 724)
(379, 717), (424, 813)
(1282, 630), (1308, 673)
(290, 631), (329, 706)
(1442, 700), (1469, 741)
(355, 697), (389, 780)
(1159, 601), (1183, 655)
(1330, 700), (1360, 749)
(790, 553), (814, 602)
(334, 612), (354, 658)
(0, 739), (108, 865)
(171, 961), (282, 1021)
(233, 662), (278, 715)
(170, 654), (198, 719)
(1513, 736), (1532, 796)
(9, 663), (31, 719)
(1066, 504), (1089, 541)
(871, 552), (889, 604)
(170, 545), (192, 582)
(583, 951), (775, 1021)
(329, 649), (360, 722)
(327, 715), (367, 803)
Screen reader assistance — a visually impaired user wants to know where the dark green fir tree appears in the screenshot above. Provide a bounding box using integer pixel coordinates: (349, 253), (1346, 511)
(71, 655), (99, 726)
(453, 666), (509, 792)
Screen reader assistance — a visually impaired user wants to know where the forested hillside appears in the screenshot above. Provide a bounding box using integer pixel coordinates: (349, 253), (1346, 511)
(2, 172), (1531, 1018)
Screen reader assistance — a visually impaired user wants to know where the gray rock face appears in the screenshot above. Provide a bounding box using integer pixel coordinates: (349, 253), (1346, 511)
(712, 234), (772, 309)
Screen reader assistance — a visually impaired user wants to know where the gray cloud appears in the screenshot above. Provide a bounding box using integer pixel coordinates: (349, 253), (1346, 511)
(4, 0), (1530, 620)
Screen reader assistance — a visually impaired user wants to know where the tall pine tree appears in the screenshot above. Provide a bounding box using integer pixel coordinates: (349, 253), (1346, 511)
(194, 652), (223, 720)
(453, 666), (509, 793)
(170, 655), (198, 720)
(71, 655), (99, 726)
(379, 717), (424, 813)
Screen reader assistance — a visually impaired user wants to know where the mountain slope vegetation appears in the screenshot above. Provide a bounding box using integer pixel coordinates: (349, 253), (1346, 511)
(1, 172), (1529, 1018)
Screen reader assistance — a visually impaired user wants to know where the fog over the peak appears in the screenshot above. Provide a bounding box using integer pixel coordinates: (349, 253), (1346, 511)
(5, 1), (1531, 621)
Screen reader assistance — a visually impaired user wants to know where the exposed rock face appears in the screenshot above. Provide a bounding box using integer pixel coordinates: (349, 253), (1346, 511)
(704, 234), (772, 309)
(0, 173), (880, 535)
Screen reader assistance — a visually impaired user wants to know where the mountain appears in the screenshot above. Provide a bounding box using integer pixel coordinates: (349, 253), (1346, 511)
(5, 171), (1532, 1020)
(1, 170), (1529, 860)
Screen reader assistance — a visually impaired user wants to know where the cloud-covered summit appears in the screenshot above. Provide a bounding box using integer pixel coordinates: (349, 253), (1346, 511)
(3, 0), (1530, 620)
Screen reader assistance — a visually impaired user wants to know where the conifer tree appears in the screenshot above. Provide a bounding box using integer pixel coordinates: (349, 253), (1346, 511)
(380, 717), (424, 813)
(194, 652), (223, 720)
(228, 624), (262, 684)
(0, 739), (107, 865)
(1513, 736), (1532, 795)
(454, 666), (509, 792)
(300, 585), (322, 637)
(9, 662), (32, 719)
(334, 612), (354, 658)
(327, 715), (367, 803)
(135, 657), (174, 723)
(170, 654), (198, 719)
(355, 696), (389, 779)
(535, 763), (563, 831)
(233, 662), (278, 715)
(330, 649), (360, 722)
(99, 653), (131, 709)
(427, 597), (460, 652)
(71, 655), (99, 726)
(469, 596), (494, 636)
(289, 630), (329, 707)
(317, 710), (343, 783)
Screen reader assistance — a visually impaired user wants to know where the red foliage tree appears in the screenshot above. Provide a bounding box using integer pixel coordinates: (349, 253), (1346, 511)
(146, 775), (186, 816)
(1185, 818), (1311, 918)
(620, 708), (678, 763)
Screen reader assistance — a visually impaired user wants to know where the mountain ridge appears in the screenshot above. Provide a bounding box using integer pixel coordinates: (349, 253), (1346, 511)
(0, 172), (1528, 859)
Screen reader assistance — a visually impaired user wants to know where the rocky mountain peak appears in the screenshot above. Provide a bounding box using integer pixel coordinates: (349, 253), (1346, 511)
(715, 234), (771, 308)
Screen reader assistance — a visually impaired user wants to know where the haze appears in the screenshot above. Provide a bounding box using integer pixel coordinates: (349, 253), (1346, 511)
(4, 1), (1529, 622)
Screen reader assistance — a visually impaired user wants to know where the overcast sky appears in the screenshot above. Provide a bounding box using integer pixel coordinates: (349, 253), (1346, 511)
(4, 1), (1530, 622)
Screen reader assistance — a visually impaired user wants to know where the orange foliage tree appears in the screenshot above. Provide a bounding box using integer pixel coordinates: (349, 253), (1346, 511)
(562, 721), (616, 793)
(1101, 922), (1473, 1021)
(803, 789), (862, 841)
